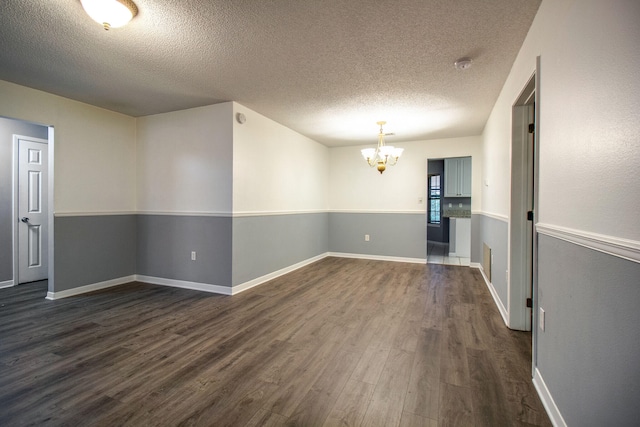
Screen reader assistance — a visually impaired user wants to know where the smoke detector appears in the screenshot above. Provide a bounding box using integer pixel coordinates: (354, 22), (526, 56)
(454, 58), (473, 70)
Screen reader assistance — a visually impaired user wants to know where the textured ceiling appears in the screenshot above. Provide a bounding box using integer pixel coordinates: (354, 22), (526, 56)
(0, 0), (540, 146)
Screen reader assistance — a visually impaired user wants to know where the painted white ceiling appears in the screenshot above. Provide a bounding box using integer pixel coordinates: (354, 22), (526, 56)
(0, 0), (540, 146)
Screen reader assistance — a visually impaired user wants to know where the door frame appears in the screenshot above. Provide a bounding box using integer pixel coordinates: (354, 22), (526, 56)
(507, 57), (542, 374)
(508, 75), (535, 331)
(11, 127), (55, 292)
(531, 57), (541, 372)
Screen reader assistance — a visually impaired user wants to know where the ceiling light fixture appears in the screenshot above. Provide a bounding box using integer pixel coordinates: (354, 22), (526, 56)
(361, 121), (404, 174)
(81, 0), (138, 30)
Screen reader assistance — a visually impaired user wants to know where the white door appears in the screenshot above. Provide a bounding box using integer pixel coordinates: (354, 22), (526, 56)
(17, 137), (48, 284)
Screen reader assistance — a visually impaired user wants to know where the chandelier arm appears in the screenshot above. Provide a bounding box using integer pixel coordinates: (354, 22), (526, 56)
(365, 146), (383, 167)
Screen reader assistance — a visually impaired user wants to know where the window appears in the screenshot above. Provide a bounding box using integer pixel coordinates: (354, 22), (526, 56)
(428, 174), (441, 224)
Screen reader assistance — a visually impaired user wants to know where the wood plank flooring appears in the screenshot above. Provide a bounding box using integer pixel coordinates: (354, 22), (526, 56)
(0, 257), (551, 426)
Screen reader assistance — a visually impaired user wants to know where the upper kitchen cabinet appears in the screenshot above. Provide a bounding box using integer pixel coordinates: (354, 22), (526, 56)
(444, 157), (472, 197)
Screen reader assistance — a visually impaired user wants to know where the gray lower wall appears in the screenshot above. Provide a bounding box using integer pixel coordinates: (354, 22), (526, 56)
(54, 215), (136, 292)
(537, 234), (640, 426)
(471, 213), (508, 305)
(137, 214), (232, 287)
(329, 212), (426, 260)
(51, 211), (433, 293)
(0, 118), (48, 283)
(232, 213), (328, 286)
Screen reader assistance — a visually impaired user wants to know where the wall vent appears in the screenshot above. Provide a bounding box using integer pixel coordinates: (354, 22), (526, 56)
(483, 243), (492, 282)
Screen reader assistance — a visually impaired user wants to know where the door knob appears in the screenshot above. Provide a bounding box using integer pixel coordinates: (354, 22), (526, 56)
(21, 217), (30, 223)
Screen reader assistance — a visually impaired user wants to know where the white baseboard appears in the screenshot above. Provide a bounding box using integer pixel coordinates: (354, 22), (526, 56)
(139, 254), (330, 296)
(136, 275), (233, 295)
(231, 253), (329, 295)
(328, 252), (426, 264)
(533, 368), (567, 427)
(473, 264), (509, 326)
(0, 279), (14, 289)
(41, 252), (425, 300)
(45, 275), (135, 300)
(40, 254), (329, 300)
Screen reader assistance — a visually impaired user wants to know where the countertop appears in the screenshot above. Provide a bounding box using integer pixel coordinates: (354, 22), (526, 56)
(442, 210), (471, 218)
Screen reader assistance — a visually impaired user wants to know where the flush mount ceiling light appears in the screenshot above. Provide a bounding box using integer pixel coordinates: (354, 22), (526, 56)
(81, 0), (138, 30)
(454, 57), (473, 70)
(361, 121), (404, 174)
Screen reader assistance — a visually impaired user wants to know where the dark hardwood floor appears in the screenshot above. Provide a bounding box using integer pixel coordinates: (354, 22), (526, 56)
(0, 258), (550, 426)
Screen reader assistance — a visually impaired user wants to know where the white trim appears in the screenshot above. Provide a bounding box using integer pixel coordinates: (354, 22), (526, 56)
(329, 209), (424, 215)
(138, 211), (232, 217)
(54, 211), (138, 217)
(474, 211), (509, 222)
(135, 275), (233, 295)
(0, 280), (14, 289)
(328, 252), (426, 264)
(47, 126), (55, 295)
(45, 275), (135, 300)
(533, 368), (567, 427)
(12, 136), (17, 288)
(41, 253), (432, 300)
(53, 210), (332, 218)
(472, 263), (509, 326)
(52, 209), (440, 218)
(232, 253), (329, 294)
(138, 253), (329, 295)
(536, 223), (640, 264)
(233, 210), (327, 217)
(42, 253), (327, 300)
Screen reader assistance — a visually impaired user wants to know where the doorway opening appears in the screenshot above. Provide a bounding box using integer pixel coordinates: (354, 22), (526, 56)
(0, 116), (54, 294)
(426, 157), (472, 266)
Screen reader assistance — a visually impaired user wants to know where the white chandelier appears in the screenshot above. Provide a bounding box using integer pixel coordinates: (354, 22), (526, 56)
(361, 121), (404, 174)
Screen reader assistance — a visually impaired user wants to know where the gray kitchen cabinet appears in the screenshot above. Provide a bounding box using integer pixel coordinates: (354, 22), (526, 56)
(444, 157), (472, 197)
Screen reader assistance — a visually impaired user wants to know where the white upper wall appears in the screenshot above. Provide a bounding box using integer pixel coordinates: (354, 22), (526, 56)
(232, 103), (329, 214)
(329, 136), (482, 212)
(482, 0), (640, 240)
(136, 103), (233, 214)
(0, 80), (136, 214)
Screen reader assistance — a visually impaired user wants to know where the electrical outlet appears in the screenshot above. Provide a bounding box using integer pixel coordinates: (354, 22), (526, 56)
(539, 308), (545, 331)
(459, 203), (463, 208)
(491, 254), (494, 265)
(365, 234), (370, 242)
(191, 251), (197, 261)
(418, 197), (423, 204)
